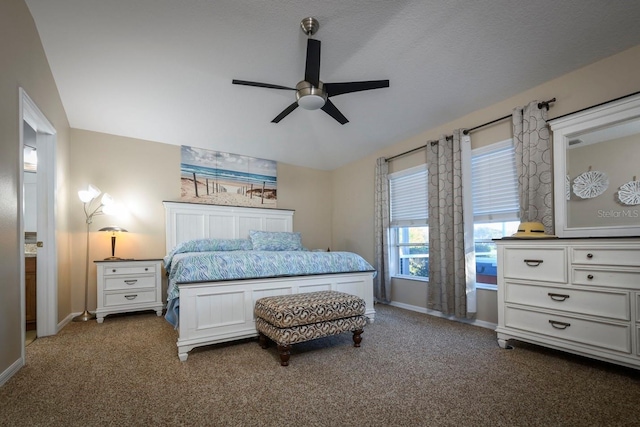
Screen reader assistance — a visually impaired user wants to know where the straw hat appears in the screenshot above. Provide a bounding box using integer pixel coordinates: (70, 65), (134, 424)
(511, 222), (556, 238)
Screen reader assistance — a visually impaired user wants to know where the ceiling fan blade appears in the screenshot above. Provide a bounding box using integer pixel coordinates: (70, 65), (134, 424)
(321, 99), (348, 125)
(325, 80), (389, 97)
(232, 79), (295, 91)
(271, 102), (299, 123)
(304, 39), (321, 87)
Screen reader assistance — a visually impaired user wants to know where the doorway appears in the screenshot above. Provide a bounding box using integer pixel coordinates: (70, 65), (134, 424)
(23, 121), (38, 344)
(19, 88), (58, 360)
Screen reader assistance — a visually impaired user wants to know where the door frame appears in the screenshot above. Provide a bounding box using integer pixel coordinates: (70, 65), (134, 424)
(19, 88), (58, 349)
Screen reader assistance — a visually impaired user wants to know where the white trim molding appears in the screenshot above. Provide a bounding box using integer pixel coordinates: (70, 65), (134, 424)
(389, 301), (497, 330)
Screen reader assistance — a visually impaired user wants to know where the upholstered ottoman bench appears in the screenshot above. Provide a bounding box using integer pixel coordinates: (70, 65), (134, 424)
(254, 290), (367, 366)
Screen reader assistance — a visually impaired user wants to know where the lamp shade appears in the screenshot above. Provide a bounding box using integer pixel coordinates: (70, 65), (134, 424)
(78, 184), (101, 203)
(98, 226), (127, 233)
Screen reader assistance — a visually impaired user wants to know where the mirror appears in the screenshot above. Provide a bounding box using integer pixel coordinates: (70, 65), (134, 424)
(550, 93), (640, 237)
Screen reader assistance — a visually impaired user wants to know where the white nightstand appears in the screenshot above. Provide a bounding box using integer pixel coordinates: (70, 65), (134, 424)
(95, 259), (164, 323)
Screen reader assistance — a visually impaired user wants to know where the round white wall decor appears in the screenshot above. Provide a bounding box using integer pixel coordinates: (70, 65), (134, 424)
(572, 170), (609, 199)
(617, 180), (640, 205)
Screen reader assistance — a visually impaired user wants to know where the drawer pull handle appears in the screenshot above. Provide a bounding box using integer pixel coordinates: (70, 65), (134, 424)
(112, 269), (117, 273)
(523, 259), (544, 267)
(145, 268), (149, 271)
(548, 293), (570, 302)
(124, 294), (138, 300)
(587, 253), (593, 259)
(549, 320), (571, 330)
(124, 279), (138, 285)
(587, 274), (594, 280)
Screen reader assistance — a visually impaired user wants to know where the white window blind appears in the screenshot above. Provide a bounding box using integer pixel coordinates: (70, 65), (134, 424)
(471, 140), (520, 222)
(389, 165), (428, 227)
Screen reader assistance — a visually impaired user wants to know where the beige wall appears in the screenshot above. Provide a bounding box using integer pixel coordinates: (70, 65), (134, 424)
(277, 163), (333, 250)
(0, 0), (71, 378)
(68, 129), (333, 312)
(68, 130), (179, 311)
(332, 44), (640, 324)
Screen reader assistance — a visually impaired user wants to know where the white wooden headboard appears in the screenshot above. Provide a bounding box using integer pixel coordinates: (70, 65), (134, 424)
(163, 201), (294, 253)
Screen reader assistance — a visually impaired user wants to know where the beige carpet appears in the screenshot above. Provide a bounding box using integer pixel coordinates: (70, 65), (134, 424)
(1, 304), (639, 427)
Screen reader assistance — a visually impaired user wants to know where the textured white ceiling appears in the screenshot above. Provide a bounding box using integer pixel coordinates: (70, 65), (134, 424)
(25, 0), (640, 170)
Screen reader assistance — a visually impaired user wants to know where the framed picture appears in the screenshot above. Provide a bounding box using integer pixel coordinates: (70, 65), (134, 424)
(180, 146), (277, 208)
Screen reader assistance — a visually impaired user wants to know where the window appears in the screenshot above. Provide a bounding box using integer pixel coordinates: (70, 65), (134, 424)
(389, 165), (429, 280)
(471, 139), (520, 286)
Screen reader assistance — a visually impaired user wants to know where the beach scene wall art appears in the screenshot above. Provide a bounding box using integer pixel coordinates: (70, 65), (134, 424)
(180, 146), (277, 208)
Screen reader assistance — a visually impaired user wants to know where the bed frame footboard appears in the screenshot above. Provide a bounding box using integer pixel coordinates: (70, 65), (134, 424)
(176, 271), (375, 361)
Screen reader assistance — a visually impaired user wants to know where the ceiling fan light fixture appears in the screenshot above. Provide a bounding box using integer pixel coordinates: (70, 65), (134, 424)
(297, 94), (326, 110)
(295, 80), (327, 110)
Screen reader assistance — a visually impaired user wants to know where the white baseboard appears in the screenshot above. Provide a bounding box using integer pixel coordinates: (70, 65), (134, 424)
(0, 357), (24, 387)
(58, 312), (75, 332)
(389, 301), (497, 330)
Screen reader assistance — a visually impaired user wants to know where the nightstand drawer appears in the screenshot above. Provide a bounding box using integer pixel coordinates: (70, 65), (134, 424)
(95, 259), (164, 323)
(104, 265), (157, 276)
(504, 282), (630, 321)
(503, 247), (567, 283)
(104, 290), (157, 307)
(504, 306), (631, 353)
(104, 275), (157, 291)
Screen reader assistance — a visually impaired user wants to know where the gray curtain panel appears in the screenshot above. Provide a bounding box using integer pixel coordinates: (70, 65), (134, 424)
(427, 130), (473, 318)
(512, 101), (553, 234)
(374, 157), (391, 303)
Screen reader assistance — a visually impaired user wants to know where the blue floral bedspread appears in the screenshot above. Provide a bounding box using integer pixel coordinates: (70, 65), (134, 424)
(164, 249), (375, 328)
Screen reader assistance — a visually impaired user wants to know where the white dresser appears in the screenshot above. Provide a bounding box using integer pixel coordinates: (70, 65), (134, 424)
(496, 238), (640, 369)
(95, 259), (164, 323)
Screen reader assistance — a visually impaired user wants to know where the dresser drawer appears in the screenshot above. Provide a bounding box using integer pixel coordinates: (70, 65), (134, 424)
(504, 282), (630, 321)
(572, 248), (640, 267)
(573, 268), (640, 290)
(104, 275), (157, 291)
(103, 290), (157, 307)
(504, 306), (631, 353)
(104, 265), (157, 276)
(503, 247), (567, 283)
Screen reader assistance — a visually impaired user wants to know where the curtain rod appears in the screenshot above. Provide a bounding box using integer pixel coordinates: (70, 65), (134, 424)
(385, 98), (555, 162)
(547, 90), (640, 123)
(463, 98), (556, 135)
(385, 135), (452, 162)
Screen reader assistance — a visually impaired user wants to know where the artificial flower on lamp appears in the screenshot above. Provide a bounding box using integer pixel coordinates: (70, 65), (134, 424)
(98, 226), (128, 260)
(73, 185), (118, 322)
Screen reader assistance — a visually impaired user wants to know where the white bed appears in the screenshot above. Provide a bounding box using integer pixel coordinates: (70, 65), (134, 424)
(163, 201), (376, 361)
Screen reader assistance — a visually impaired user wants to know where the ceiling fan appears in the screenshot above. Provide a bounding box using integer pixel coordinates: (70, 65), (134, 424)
(232, 17), (390, 125)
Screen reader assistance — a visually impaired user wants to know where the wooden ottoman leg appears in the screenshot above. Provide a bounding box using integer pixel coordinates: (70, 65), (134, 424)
(277, 344), (291, 366)
(352, 329), (363, 347)
(258, 332), (269, 349)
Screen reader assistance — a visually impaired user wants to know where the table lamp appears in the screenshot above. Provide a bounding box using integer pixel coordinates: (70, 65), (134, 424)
(98, 226), (128, 260)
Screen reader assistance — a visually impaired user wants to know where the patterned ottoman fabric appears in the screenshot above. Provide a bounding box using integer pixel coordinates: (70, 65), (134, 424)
(255, 315), (367, 346)
(254, 290), (366, 328)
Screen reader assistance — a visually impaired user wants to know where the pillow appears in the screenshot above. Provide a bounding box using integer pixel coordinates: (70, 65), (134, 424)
(249, 230), (303, 251)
